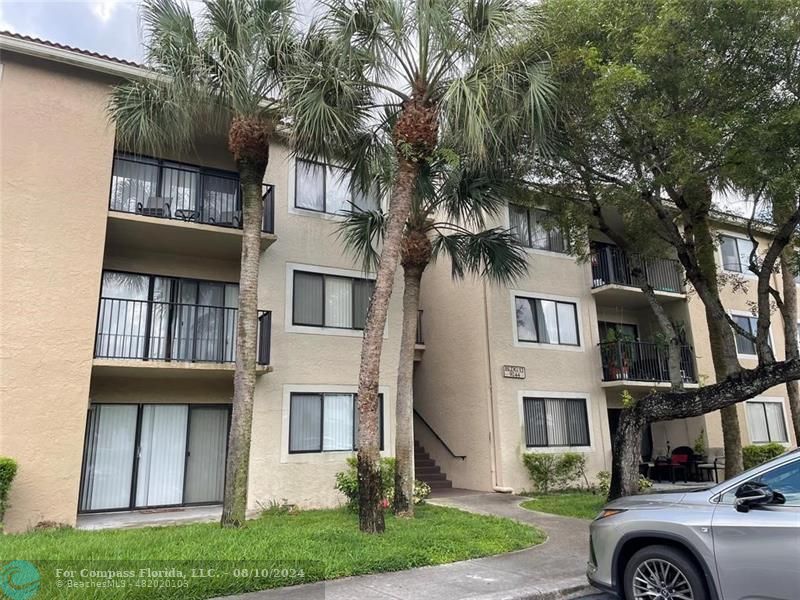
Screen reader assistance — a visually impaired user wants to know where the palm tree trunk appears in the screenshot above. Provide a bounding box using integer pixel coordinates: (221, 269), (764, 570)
(780, 251), (800, 442)
(222, 161), (265, 528)
(394, 264), (423, 516)
(356, 156), (419, 533)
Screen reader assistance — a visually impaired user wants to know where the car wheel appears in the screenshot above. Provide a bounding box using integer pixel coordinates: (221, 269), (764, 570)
(623, 544), (707, 600)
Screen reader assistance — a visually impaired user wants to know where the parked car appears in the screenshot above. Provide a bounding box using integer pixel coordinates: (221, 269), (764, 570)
(588, 447), (800, 600)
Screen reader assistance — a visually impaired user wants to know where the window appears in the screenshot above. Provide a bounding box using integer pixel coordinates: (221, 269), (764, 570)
(295, 158), (378, 215)
(523, 397), (590, 447)
(731, 314), (770, 356)
(509, 205), (566, 253)
(515, 296), (579, 346)
(746, 400), (789, 444)
(720, 234), (755, 273)
(289, 393), (384, 453)
(759, 460), (800, 506)
(292, 271), (375, 330)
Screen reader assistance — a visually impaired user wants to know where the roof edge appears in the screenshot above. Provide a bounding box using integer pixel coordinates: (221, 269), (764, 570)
(0, 32), (151, 80)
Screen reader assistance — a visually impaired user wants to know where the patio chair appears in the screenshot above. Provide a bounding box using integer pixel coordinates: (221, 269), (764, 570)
(696, 447), (723, 483)
(137, 198), (171, 219)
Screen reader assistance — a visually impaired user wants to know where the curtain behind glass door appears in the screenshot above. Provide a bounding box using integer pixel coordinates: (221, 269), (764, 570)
(135, 405), (188, 507)
(80, 404), (138, 511)
(184, 407), (228, 503)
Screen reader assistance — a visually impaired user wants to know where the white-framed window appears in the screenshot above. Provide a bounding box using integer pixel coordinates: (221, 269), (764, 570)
(294, 158), (378, 216)
(291, 269), (375, 331)
(522, 396), (590, 448)
(746, 399), (789, 444)
(719, 234), (755, 274)
(509, 205), (567, 253)
(731, 313), (771, 356)
(514, 295), (580, 346)
(288, 392), (383, 453)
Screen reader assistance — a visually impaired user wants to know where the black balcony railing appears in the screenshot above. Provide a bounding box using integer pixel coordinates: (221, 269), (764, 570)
(599, 340), (696, 384)
(94, 297), (271, 365)
(591, 244), (683, 293)
(109, 154), (275, 234)
(416, 310), (424, 345)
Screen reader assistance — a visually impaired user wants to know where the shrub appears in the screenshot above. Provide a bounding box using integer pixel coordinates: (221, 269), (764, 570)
(596, 471), (652, 496)
(0, 456), (18, 523)
(743, 443), (786, 470)
(522, 452), (587, 494)
(334, 457), (430, 511)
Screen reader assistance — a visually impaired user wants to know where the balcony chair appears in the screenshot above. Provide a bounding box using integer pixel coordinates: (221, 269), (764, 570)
(696, 448), (725, 483)
(137, 198), (171, 219)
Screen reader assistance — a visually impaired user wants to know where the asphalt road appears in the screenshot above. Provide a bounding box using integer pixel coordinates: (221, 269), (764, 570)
(576, 593), (615, 599)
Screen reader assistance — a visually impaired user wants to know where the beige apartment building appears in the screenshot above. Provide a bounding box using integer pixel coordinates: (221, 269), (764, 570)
(0, 32), (797, 534)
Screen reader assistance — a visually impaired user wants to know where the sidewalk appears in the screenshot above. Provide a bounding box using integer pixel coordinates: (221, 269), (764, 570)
(218, 492), (595, 600)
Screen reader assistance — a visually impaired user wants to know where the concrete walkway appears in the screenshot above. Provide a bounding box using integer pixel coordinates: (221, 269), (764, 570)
(218, 492), (595, 600)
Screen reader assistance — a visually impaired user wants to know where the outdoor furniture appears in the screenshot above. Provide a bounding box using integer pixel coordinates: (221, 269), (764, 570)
(136, 198), (171, 219)
(696, 448), (724, 483)
(174, 209), (199, 222)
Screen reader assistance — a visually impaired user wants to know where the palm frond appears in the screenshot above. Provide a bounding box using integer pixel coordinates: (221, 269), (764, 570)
(432, 227), (529, 285)
(337, 206), (387, 273)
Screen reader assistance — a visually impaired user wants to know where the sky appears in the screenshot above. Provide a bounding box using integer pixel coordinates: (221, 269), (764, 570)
(0, 0), (319, 63)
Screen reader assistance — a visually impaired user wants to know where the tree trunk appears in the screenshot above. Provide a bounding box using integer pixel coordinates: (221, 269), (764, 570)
(393, 264), (423, 516)
(356, 157), (420, 533)
(691, 211), (744, 478)
(221, 161), (266, 527)
(608, 409), (646, 500)
(780, 251), (800, 442)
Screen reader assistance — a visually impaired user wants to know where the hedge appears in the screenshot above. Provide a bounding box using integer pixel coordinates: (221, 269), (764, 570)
(742, 443), (786, 470)
(0, 456), (18, 522)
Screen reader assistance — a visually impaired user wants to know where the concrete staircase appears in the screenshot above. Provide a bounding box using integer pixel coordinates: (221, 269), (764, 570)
(414, 440), (452, 490)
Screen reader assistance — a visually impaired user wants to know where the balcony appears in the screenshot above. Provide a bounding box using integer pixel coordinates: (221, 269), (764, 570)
(105, 154), (276, 260)
(591, 243), (685, 307)
(92, 297), (271, 378)
(599, 340), (697, 388)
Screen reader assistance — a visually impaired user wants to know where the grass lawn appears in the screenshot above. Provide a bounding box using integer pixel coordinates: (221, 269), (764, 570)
(520, 491), (606, 520)
(0, 505), (543, 599)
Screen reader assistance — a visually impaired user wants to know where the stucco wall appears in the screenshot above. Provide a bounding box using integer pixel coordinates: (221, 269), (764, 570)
(0, 56), (116, 532)
(692, 227), (798, 451)
(413, 263), (494, 492)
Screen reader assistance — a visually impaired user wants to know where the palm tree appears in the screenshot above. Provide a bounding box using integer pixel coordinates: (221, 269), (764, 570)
(340, 151), (529, 516)
(108, 0), (296, 527)
(286, 0), (554, 532)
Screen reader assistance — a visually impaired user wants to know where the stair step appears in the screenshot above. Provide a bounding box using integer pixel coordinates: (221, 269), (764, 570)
(415, 465), (441, 475)
(415, 452), (430, 461)
(425, 479), (453, 489)
(417, 472), (447, 482)
(415, 458), (436, 468)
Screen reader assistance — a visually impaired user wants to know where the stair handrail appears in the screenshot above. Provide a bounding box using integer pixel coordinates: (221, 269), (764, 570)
(413, 408), (466, 460)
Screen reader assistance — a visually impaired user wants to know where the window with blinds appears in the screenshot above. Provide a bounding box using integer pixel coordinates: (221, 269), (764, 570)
(515, 296), (580, 346)
(288, 393), (384, 453)
(719, 234), (755, 274)
(522, 397), (590, 447)
(295, 158), (378, 215)
(746, 401), (788, 443)
(509, 205), (567, 253)
(731, 314), (770, 356)
(292, 270), (375, 330)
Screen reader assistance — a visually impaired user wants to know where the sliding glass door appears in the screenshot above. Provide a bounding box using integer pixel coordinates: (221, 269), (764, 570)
(80, 404), (229, 512)
(79, 405), (138, 511)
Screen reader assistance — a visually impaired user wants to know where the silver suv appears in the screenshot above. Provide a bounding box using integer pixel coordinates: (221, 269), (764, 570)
(587, 448), (800, 600)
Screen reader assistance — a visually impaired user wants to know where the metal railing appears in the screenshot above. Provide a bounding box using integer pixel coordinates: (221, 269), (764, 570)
(416, 310), (424, 345)
(599, 340), (696, 383)
(94, 297), (271, 365)
(591, 244), (683, 293)
(413, 409), (465, 460)
(109, 154), (275, 234)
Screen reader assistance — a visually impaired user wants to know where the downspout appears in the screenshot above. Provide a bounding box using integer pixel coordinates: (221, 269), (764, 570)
(482, 279), (513, 493)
